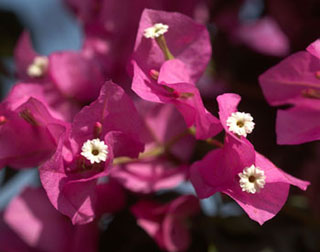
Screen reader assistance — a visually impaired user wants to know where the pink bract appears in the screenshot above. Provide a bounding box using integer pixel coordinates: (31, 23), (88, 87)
(111, 102), (194, 193)
(259, 51), (320, 106)
(132, 60), (222, 140)
(3, 187), (99, 252)
(259, 41), (320, 144)
(216, 92), (253, 144)
(14, 31), (106, 105)
(131, 195), (200, 252)
(66, 3), (209, 85)
(14, 32), (47, 82)
(6, 82), (80, 122)
(48, 51), (105, 103)
(276, 98), (320, 144)
(190, 93), (310, 224)
(232, 16), (290, 57)
(306, 39), (320, 58)
(132, 8), (211, 84)
(130, 9), (221, 139)
(0, 95), (67, 169)
(190, 134), (309, 225)
(39, 81), (143, 224)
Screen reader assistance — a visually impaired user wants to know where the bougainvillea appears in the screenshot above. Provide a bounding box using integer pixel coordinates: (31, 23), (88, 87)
(0, 1), (317, 251)
(190, 93), (309, 225)
(259, 39), (320, 145)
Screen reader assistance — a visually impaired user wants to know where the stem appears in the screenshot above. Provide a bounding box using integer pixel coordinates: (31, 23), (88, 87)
(206, 138), (224, 148)
(112, 127), (224, 166)
(155, 35), (174, 60)
(112, 156), (134, 166)
(113, 129), (188, 166)
(188, 126), (224, 148)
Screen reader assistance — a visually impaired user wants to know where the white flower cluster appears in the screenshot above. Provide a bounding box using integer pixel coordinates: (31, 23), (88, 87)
(27, 56), (49, 78)
(144, 23), (169, 39)
(226, 112), (255, 137)
(239, 165), (266, 194)
(81, 138), (108, 164)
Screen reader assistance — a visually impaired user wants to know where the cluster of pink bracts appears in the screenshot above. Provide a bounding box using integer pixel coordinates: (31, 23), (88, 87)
(0, 4), (313, 252)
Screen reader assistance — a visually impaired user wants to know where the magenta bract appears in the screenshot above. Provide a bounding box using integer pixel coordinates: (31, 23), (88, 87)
(3, 187), (99, 252)
(232, 17), (289, 57)
(14, 31), (105, 105)
(111, 102), (194, 193)
(131, 195), (200, 252)
(0, 94), (67, 169)
(132, 60), (222, 140)
(130, 9), (222, 139)
(39, 81), (143, 224)
(190, 93), (310, 224)
(259, 40), (320, 144)
(190, 134), (309, 225)
(132, 8), (211, 83)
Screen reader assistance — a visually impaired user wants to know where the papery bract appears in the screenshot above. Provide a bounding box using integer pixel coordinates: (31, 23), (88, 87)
(232, 17), (289, 57)
(40, 81), (143, 224)
(276, 98), (320, 145)
(14, 32), (48, 82)
(132, 8), (211, 84)
(190, 93), (310, 224)
(259, 41), (320, 144)
(65, 1), (209, 84)
(130, 9), (221, 139)
(306, 39), (320, 58)
(111, 102), (194, 193)
(14, 31), (105, 105)
(48, 51), (105, 103)
(7, 82), (80, 122)
(191, 135), (309, 225)
(3, 187), (99, 252)
(259, 51), (320, 106)
(132, 60), (222, 140)
(131, 195), (200, 252)
(0, 94), (67, 169)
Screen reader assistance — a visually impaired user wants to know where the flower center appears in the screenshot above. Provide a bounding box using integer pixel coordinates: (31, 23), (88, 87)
(238, 165), (266, 194)
(144, 23), (169, 39)
(248, 175), (256, 183)
(27, 56), (48, 78)
(81, 138), (108, 164)
(92, 149), (99, 156)
(144, 23), (174, 60)
(236, 120), (244, 127)
(226, 112), (255, 137)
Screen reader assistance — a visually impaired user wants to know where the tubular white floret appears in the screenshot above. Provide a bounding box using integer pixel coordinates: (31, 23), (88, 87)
(239, 165), (266, 194)
(144, 23), (169, 39)
(81, 138), (108, 164)
(27, 56), (48, 78)
(226, 112), (255, 137)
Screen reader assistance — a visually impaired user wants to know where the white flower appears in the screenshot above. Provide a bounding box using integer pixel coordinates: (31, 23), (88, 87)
(81, 139), (108, 164)
(239, 165), (266, 194)
(226, 112), (255, 137)
(27, 56), (48, 77)
(144, 23), (169, 39)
